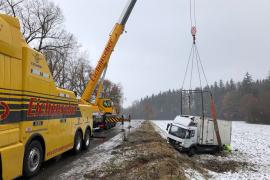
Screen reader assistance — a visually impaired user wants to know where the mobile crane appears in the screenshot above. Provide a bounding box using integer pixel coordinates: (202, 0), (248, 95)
(0, 0), (137, 179)
(81, 0), (137, 129)
(92, 65), (118, 129)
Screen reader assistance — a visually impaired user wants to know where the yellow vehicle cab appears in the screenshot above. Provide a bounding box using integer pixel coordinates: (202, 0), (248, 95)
(0, 14), (93, 179)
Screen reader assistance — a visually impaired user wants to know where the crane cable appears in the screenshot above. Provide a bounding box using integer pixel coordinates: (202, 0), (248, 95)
(181, 0), (210, 91)
(182, 0), (222, 147)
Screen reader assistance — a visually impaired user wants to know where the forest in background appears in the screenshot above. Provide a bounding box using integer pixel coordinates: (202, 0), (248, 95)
(125, 72), (270, 124)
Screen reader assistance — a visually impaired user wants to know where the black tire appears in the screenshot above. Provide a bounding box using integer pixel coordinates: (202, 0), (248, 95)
(23, 140), (43, 177)
(188, 147), (196, 157)
(73, 131), (83, 154)
(106, 123), (111, 130)
(83, 128), (91, 150)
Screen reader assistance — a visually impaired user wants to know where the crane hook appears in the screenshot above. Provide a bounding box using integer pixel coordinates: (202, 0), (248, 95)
(191, 26), (197, 44)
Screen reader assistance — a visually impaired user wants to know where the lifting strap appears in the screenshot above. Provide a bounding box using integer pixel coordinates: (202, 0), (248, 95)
(210, 94), (222, 146)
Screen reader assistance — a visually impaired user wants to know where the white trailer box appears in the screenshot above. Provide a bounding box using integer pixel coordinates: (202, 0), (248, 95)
(196, 117), (232, 145)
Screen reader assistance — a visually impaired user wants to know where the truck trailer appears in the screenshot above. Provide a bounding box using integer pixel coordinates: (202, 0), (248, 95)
(166, 115), (232, 156)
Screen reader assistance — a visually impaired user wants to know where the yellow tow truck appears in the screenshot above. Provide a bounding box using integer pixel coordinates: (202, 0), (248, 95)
(0, 0), (137, 179)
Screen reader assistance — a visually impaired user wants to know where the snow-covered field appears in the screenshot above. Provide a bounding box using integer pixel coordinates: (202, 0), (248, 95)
(152, 120), (270, 180)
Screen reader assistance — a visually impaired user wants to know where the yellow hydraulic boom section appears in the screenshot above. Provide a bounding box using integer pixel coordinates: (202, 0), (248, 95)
(95, 66), (116, 114)
(81, 0), (137, 104)
(80, 24), (123, 103)
(95, 79), (105, 106)
(94, 65), (108, 106)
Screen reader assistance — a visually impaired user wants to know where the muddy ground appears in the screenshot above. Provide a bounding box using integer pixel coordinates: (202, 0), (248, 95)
(84, 121), (252, 180)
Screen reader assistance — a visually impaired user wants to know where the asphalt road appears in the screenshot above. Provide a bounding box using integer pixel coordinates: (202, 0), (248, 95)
(18, 123), (125, 180)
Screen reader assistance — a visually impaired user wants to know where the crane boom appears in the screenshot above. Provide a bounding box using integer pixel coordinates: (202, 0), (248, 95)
(95, 65), (108, 104)
(81, 0), (137, 103)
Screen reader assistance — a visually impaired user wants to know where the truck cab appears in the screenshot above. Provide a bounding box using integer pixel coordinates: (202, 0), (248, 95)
(166, 116), (198, 151)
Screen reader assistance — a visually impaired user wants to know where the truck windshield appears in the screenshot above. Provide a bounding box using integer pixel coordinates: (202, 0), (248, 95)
(169, 125), (187, 139)
(103, 100), (112, 108)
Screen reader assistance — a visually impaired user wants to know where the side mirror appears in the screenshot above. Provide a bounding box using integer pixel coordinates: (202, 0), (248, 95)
(166, 123), (170, 131)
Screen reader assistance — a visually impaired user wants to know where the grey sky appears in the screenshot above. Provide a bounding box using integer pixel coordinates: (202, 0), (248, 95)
(52, 0), (270, 107)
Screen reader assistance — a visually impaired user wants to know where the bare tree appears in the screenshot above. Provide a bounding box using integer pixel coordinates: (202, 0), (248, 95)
(102, 80), (124, 113)
(0, 0), (24, 17)
(44, 33), (78, 87)
(1, 0), (78, 88)
(67, 53), (92, 96)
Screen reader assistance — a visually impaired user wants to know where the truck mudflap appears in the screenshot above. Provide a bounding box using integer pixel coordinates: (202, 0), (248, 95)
(0, 143), (24, 180)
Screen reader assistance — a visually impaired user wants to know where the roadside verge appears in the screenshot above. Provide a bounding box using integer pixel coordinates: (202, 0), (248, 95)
(84, 121), (208, 179)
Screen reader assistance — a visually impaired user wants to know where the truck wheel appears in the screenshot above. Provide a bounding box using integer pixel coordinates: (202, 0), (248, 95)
(73, 131), (83, 154)
(188, 147), (196, 157)
(83, 129), (91, 150)
(23, 140), (43, 177)
(106, 124), (111, 130)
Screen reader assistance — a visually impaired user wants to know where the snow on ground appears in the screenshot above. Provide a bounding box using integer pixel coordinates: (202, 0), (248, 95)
(152, 120), (270, 180)
(185, 168), (206, 180)
(58, 120), (144, 179)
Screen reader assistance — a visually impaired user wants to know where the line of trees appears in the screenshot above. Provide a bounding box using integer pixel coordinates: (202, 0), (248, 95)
(0, 0), (123, 111)
(125, 72), (270, 124)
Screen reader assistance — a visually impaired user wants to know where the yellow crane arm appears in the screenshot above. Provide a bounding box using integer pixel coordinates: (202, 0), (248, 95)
(95, 65), (108, 105)
(81, 0), (137, 103)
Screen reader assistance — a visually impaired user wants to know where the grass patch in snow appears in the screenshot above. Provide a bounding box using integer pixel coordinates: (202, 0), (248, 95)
(201, 159), (249, 173)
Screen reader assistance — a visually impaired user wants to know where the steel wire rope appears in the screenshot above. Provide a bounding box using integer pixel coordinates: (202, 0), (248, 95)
(194, 44), (210, 89)
(189, 45), (195, 90)
(195, 48), (203, 90)
(181, 45), (194, 89)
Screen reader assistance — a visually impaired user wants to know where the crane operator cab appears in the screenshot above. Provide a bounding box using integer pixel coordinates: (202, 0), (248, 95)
(102, 99), (113, 108)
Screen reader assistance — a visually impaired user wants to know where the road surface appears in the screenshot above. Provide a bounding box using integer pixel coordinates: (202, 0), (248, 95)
(19, 123), (126, 180)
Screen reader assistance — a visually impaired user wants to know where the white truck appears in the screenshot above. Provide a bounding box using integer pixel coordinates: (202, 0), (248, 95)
(166, 115), (232, 156)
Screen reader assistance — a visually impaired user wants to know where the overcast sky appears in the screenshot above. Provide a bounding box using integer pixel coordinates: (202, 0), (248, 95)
(52, 0), (270, 107)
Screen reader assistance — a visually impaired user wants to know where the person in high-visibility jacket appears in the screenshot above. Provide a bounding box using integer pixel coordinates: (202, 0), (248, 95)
(224, 144), (232, 153)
